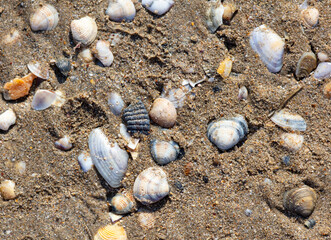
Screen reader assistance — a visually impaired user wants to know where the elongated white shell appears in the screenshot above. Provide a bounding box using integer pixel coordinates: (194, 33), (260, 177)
(313, 62), (331, 80)
(0, 109), (16, 131)
(30, 4), (59, 31)
(89, 128), (129, 188)
(207, 115), (248, 151)
(94, 40), (114, 67)
(206, 0), (224, 33)
(71, 16), (97, 46)
(250, 25), (285, 73)
(133, 167), (169, 205)
(280, 133), (304, 151)
(106, 0), (136, 22)
(271, 110), (306, 131)
(141, 0), (174, 16)
(151, 140), (180, 165)
(31, 90), (57, 110)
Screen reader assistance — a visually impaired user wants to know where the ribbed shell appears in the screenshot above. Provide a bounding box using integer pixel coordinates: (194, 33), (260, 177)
(106, 0), (136, 22)
(295, 52), (317, 79)
(94, 224), (127, 240)
(141, 0), (174, 16)
(123, 100), (150, 135)
(30, 4), (59, 31)
(94, 40), (114, 67)
(110, 192), (135, 214)
(151, 140), (180, 165)
(271, 110), (306, 131)
(27, 61), (49, 79)
(71, 16), (97, 46)
(88, 128), (129, 188)
(138, 211), (155, 230)
(133, 167), (169, 205)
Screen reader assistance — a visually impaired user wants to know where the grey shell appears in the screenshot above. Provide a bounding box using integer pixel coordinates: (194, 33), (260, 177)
(271, 110), (306, 131)
(151, 140), (180, 165)
(123, 100), (150, 135)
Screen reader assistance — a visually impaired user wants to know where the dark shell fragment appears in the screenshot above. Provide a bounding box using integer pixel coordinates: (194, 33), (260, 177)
(55, 59), (71, 77)
(123, 100), (150, 135)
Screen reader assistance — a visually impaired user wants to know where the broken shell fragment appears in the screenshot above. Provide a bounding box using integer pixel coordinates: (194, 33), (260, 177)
(162, 87), (188, 108)
(78, 151), (93, 172)
(31, 89), (57, 110)
(238, 86), (248, 101)
(206, 0), (224, 33)
(71, 16), (97, 47)
(313, 62), (331, 80)
(89, 128), (129, 188)
(3, 73), (37, 100)
(149, 98), (177, 128)
(0, 109), (16, 131)
(250, 24), (285, 73)
(94, 224), (127, 240)
(151, 140), (180, 165)
(323, 81), (331, 99)
(30, 4), (59, 31)
(222, 3), (236, 21)
(119, 123), (139, 151)
(280, 133), (304, 151)
(123, 100), (150, 135)
(3, 29), (21, 45)
(110, 192), (136, 214)
(271, 110), (306, 131)
(301, 7), (319, 27)
(141, 0), (174, 16)
(133, 167), (170, 205)
(138, 210), (156, 230)
(217, 57), (232, 78)
(27, 60), (49, 80)
(55, 59), (71, 77)
(295, 52), (317, 79)
(108, 92), (125, 116)
(79, 48), (94, 63)
(55, 135), (73, 151)
(0, 180), (16, 200)
(106, 0), (136, 22)
(93, 40), (114, 67)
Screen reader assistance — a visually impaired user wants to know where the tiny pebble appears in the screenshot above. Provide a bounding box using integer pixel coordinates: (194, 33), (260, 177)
(244, 209), (252, 217)
(174, 180), (184, 192)
(282, 156), (290, 166)
(203, 176), (209, 183)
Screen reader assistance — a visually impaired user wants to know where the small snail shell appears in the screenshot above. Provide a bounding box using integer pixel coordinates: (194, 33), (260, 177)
(94, 224), (127, 240)
(149, 97), (177, 128)
(301, 7), (319, 27)
(93, 40), (114, 67)
(0, 180), (16, 200)
(71, 16), (97, 47)
(30, 4), (59, 31)
(27, 60), (50, 79)
(106, 0), (136, 22)
(110, 192), (136, 214)
(283, 186), (317, 217)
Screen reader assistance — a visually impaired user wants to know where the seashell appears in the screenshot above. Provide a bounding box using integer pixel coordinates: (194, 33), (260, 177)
(119, 123), (139, 151)
(108, 92), (125, 116)
(30, 4), (59, 31)
(31, 89), (57, 110)
(138, 210), (156, 230)
(78, 151), (93, 172)
(15, 161), (26, 175)
(71, 16), (98, 47)
(3, 29), (21, 45)
(94, 224), (127, 240)
(151, 140), (180, 165)
(55, 135), (73, 151)
(149, 98), (177, 128)
(106, 0), (136, 22)
(304, 219), (316, 229)
(313, 62), (331, 80)
(133, 167), (170, 205)
(280, 133), (304, 151)
(301, 7), (319, 27)
(0, 109), (16, 131)
(250, 25), (285, 73)
(55, 59), (71, 77)
(123, 100), (150, 135)
(207, 115), (248, 151)
(0, 180), (16, 200)
(79, 48), (95, 62)
(27, 60), (49, 79)
(3, 73), (36, 100)
(317, 52), (329, 62)
(109, 212), (123, 223)
(323, 81), (331, 99)
(283, 186), (317, 217)
(222, 3), (236, 21)
(206, 0), (224, 33)
(93, 40), (114, 67)
(89, 128), (129, 188)
(238, 86), (248, 101)
(110, 191), (136, 214)
(217, 57), (232, 78)
(141, 0), (174, 16)
(271, 110), (306, 131)
(295, 52), (317, 79)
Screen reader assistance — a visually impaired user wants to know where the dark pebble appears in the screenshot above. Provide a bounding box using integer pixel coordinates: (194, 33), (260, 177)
(203, 176), (209, 183)
(174, 180), (184, 192)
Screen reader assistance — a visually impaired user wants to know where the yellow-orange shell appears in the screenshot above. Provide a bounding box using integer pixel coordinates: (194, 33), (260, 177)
(3, 73), (36, 100)
(94, 224), (127, 240)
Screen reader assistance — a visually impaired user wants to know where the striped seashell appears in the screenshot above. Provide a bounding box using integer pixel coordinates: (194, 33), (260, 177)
(94, 224), (127, 240)
(88, 128), (129, 188)
(138, 210), (156, 230)
(206, 0), (224, 33)
(93, 40), (114, 67)
(106, 0), (136, 22)
(123, 100), (150, 135)
(141, 0), (174, 16)
(110, 191), (136, 214)
(313, 62), (331, 80)
(27, 60), (49, 79)
(30, 4), (59, 31)
(71, 16), (97, 47)
(295, 52), (317, 79)
(151, 140), (180, 165)
(271, 110), (306, 131)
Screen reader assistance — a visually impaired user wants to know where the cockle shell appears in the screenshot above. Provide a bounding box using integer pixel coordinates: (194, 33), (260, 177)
(250, 25), (285, 73)
(141, 0), (174, 16)
(94, 224), (127, 240)
(138, 210), (156, 230)
(89, 128), (129, 188)
(280, 133), (304, 151)
(106, 0), (136, 22)
(133, 167), (170, 205)
(301, 7), (319, 27)
(271, 110), (306, 131)
(31, 89), (57, 110)
(93, 40), (114, 67)
(283, 186), (317, 217)
(55, 135), (73, 151)
(27, 60), (50, 79)
(123, 100), (150, 135)
(0, 180), (16, 200)
(207, 115), (248, 151)
(0, 109), (16, 131)
(295, 52), (317, 79)
(71, 16), (97, 47)
(313, 62), (331, 80)
(77, 151), (93, 172)
(206, 0), (224, 33)
(149, 98), (177, 128)
(3, 73), (37, 100)
(30, 4), (59, 31)
(151, 140), (180, 165)
(108, 92), (125, 116)
(110, 191), (136, 214)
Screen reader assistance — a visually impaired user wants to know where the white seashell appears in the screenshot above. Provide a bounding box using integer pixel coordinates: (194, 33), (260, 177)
(79, 48), (95, 63)
(280, 133), (304, 151)
(15, 161), (26, 175)
(0, 109), (16, 131)
(30, 4), (59, 31)
(295, 52), (317, 79)
(94, 40), (114, 67)
(3, 29), (21, 45)
(138, 210), (155, 230)
(151, 140), (180, 165)
(271, 110), (306, 131)
(89, 128), (129, 188)
(207, 115), (248, 151)
(108, 92), (125, 116)
(55, 135), (73, 151)
(301, 7), (319, 27)
(0, 180), (16, 200)
(78, 151), (93, 172)
(313, 62), (331, 80)
(206, 0), (224, 33)
(71, 16), (97, 47)
(27, 60), (50, 79)
(109, 212), (123, 223)
(110, 191), (136, 214)
(52, 90), (66, 107)
(250, 25), (285, 73)
(133, 167), (170, 205)
(31, 89), (57, 110)
(106, 0), (136, 22)
(141, 0), (174, 16)
(149, 97), (177, 128)
(317, 52), (329, 62)
(119, 123), (139, 151)
(238, 86), (248, 101)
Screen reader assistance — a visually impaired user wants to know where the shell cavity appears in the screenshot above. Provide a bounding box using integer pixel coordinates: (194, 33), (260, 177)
(106, 0), (136, 22)
(271, 110), (306, 131)
(30, 4), (59, 31)
(71, 16), (98, 47)
(123, 100), (150, 135)
(151, 140), (180, 165)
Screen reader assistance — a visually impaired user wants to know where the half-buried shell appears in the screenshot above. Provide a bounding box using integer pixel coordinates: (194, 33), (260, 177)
(271, 110), (306, 131)
(94, 224), (127, 240)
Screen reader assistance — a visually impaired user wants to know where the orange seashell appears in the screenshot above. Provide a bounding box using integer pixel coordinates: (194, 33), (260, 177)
(3, 73), (37, 100)
(94, 224), (127, 240)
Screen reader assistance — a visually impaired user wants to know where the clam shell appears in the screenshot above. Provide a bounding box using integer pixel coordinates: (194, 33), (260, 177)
(250, 24), (285, 73)
(280, 133), (304, 151)
(0, 109), (16, 131)
(271, 110), (306, 131)
(141, 0), (174, 16)
(71, 16), (97, 47)
(207, 115), (248, 151)
(27, 61), (49, 79)
(151, 140), (180, 165)
(295, 52), (317, 79)
(123, 100), (150, 135)
(206, 0), (224, 33)
(149, 97), (177, 128)
(138, 210), (155, 230)
(30, 4), (59, 31)
(301, 7), (319, 27)
(88, 128), (129, 188)
(110, 192), (136, 214)
(283, 186), (317, 217)
(77, 151), (93, 172)
(94, 40), (114, 67)
(94, 224), (127, 240)
(106, 0), (136, 22)
(133, 167), (170, 205)
(0, 180), (16, 200)
(313, 62), (331, 80)
(31, 89), (57, 110)
(108, 92), (125, 116)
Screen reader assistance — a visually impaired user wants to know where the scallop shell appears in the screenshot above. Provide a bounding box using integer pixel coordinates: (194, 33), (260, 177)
(206, 0), (224, 33)
(313, 62), (331, 80)
(271, 110), (306, 131)
(30, 4), (59, 31)
(108, 92), (125, 116)
(295, 52), (317, 79)
(283, 186), (317, 217)
(133, 167), (170, 205)
(31, 89), (57, 110)
(0, 109), (16, 131)
(106, 0), (136, 22)
(141, 0), (174, 16)
(301, 7), (319, 27)
(71, 16), (97, 47)
(250, 24), (285, 73)
(280, 133), (304, 151)
(110, 192), (136, 214)
(123, 100), (150, 135)
(151, 140), (180, 165)
(77, 151), (93, 172)
(88, 128), (129, 188)
(94, 224), (127, 240)
(94, 40), (114, 67)
(27, 60), (50, 79)
(207, 115), (248, 151)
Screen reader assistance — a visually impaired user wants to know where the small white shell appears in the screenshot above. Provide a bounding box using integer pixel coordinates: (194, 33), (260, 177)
(0, 180), (16, 200)
(151, 140), (180, 165)
(71, 16), (97, 47)
(78, 151), (93, 172)
(0, 109), (16, 131)
(30, 4), (59, 31)
(79, 48), (95, 63)
(138, 210), (155, 230)
(89, 128), (129, 188)
(317, 52), (329, 62)
(238, 86), (248, 101)
(280, 133), (304, 151)
(108, 92), (125, 116)
(206, 0), (224, 33)
(301, 7), (319, 27)
(207, 115), (248, 151)
(133, 167), (170, 205)
(141, 0), (174, 16)
(106, 0), (136, 22)
(110, 192), (136, 214)
(27, 60), (50, 79)
(31, 90), (57, 110)
(250, 25), (285, 73)
(55, 135), (73, 151)
(94, 40), (114, 67)
(271, 110), (306, 131)
(313, 62), (331, 80)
